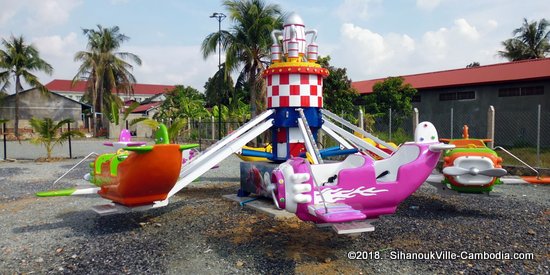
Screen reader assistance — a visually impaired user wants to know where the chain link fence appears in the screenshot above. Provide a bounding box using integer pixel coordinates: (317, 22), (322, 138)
(417, 104), (549, 168)
(173, 105), (548, 169)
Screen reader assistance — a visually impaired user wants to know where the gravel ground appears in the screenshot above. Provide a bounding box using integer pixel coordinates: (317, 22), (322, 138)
(0, 140), (548, 274)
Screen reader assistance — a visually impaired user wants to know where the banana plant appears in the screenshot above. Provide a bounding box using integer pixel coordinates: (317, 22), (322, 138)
(29, 117), (84, 160)
(131, 118), (187, 144)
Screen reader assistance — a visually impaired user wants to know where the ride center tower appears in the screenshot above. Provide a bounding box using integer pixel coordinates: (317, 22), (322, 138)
(264, 13), (329, 162)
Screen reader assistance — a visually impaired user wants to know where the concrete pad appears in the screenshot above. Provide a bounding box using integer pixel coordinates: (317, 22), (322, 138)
(222, 194), (295, 219)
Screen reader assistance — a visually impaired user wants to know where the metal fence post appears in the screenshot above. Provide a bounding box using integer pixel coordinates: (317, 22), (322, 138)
(201, 117), (202, 151)
(450, 107), (454, 139)
(67, 121), (73, 158)
(3, 122), (6, 160)
(412, 108), (419, 133)
(389, 108), (392, 141)
(537, 104), (541, 167)
(211, 115), (215, 140)
(359, 109), (364, 131)
(188, 118), (192, 140)
(487, 105), (495, 149)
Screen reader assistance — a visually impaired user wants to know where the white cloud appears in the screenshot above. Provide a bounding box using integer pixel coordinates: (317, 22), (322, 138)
(126, 45), (218, 88)
(29, 33), (81, 87)
(421, 27), (448, 60)
(33, 33), (79, 59)
(335, 0), (381, 21)
(328, 17), (502, 82)
(331, 23), (417, 78)
(26, 0), (83, 30)
(416, 0), (441, 11)
(0, 1), (19, 25)
(0, 0), (83, 32)
(454, 18), (479, 40)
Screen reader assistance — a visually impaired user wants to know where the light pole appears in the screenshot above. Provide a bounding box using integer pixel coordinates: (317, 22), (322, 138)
(210, 12), (226, 140)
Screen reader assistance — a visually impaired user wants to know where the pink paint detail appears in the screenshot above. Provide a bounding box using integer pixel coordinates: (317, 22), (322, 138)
(119, 129), (132, 142)
(271, 170), (286, 209)
(103, 129), (146, 148)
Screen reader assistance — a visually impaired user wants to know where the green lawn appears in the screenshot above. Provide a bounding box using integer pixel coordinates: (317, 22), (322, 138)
(496, 147), (550, 169)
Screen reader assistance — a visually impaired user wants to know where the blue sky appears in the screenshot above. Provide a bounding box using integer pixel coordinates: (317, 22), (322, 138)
(1, 0), (549, 91)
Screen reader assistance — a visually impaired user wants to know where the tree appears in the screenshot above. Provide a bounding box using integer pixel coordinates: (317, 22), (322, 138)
(201, 0), (282, 118)
(203, 63), (250, 122)
(318, 56), (360, 123)
(0, 35), (53, 138)
(29, 117), (84, 160)
(203, 63), (235, 107)
(153, 85), (209, 123)
(466, 62), (480, 68)
(73, 25), (142, 136)
(364, 77), (417, 127)
(498, 18), (550, 61)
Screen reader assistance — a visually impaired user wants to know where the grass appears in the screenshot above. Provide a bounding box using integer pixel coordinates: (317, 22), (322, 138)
(496, 147), (550, 169)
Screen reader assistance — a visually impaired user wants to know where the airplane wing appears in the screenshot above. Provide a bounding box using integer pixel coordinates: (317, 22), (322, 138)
(124, 143), (199, 153)
(36, 187), (100, 197)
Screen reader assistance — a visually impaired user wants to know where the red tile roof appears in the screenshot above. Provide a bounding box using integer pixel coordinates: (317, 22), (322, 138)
(131, 102), (161, 113)
(45, 79), (175, 95)
(352, 58), (550, 94)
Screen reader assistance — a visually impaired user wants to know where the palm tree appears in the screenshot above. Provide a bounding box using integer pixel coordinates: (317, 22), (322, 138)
(201, 0), (282, 118)
(498, 18), (550, 61)
(73, 25), (142, 136)
(0, 35), (53, 138)
(29, 117), (84, 160)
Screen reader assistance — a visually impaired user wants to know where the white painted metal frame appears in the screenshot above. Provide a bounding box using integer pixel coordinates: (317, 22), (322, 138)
(323, 119), (390, 158)
(296, 108), (323, 164)
(321, 109), (396, 153)
(167, 119), (274, 198)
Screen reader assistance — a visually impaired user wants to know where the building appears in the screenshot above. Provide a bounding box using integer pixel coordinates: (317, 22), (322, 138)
(0, 88), (91, 137)
(45, 79), (175, 103)
(352, 58), (550, 147)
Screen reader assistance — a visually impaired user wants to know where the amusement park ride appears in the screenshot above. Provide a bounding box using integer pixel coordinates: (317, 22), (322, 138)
(437, 125), (507, 193)
(38, 13), (540, 234)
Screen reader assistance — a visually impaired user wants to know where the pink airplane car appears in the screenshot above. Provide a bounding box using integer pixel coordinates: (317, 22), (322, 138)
(269, 122), (454, 233)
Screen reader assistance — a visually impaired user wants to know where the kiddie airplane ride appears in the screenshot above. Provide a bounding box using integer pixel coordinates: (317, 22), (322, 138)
(426, 125), (507, 194)
(269, 122), (453, 233)
(38, 13), (454, 233)
(37, 125), (199, 212)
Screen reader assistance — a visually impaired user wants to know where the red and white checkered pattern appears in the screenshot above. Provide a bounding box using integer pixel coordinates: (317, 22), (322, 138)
(266, 73), (323, 108)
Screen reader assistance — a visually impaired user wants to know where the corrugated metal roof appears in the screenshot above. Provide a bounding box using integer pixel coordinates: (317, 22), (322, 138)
(352, 58), (550, 94)
(45, 79), (175, 95)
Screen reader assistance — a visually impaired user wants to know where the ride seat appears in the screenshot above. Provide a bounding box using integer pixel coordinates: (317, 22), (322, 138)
(336, 154), (376, 188)
(373, 144), (420, 182)
(98, 144), (183, 206)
